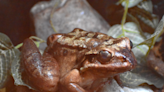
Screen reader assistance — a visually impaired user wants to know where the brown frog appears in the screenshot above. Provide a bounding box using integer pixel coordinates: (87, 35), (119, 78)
(20, 28), (137, 92)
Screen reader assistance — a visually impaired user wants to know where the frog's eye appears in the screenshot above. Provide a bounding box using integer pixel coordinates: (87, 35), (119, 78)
(130, 40), (133, 49)
(98, 50), (112, 63)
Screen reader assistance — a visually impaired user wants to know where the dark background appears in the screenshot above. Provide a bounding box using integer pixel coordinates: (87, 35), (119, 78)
(0, 0), (163, 46)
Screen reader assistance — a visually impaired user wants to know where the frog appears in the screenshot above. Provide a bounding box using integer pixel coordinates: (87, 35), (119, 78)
(20, 28), (137, 92)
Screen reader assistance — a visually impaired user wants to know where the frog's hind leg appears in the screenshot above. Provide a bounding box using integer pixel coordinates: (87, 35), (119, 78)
(20, 39), (60, 92)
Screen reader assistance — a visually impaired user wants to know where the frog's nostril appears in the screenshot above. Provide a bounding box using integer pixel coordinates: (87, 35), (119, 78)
(130, 40), (133, 49)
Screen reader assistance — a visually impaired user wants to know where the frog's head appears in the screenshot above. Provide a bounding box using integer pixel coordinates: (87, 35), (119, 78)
(81, 37), (137, 77)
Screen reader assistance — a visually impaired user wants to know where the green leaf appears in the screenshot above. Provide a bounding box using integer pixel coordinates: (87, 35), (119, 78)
(0, 33), (18, 88)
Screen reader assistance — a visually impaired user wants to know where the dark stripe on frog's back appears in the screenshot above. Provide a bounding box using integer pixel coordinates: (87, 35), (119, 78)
(111, 38), (125, 45)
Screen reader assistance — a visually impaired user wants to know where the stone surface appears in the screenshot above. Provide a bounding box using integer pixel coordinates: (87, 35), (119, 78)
(101, 79), (153, 92)
(31, 0), (110, 50)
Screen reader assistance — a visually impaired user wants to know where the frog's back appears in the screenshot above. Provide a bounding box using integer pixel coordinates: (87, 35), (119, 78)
(57, 28), (114, 49)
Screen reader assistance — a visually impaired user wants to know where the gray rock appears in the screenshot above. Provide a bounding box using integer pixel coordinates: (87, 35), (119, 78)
(31, 0), (110, 50)
(101, 79), (153, 92)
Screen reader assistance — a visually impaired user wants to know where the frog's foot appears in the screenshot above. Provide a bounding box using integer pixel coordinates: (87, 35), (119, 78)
(60, 69), (86, 92)
(21, 39), (60, 92)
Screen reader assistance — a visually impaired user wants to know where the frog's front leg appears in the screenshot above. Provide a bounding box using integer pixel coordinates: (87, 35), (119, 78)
(60, 69), (86, 92)
(20, 39), (60, 92)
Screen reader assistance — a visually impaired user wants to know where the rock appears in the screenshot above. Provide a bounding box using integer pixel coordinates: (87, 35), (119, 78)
(101, 79), (153, 92)
(30, 0), (110, 50)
